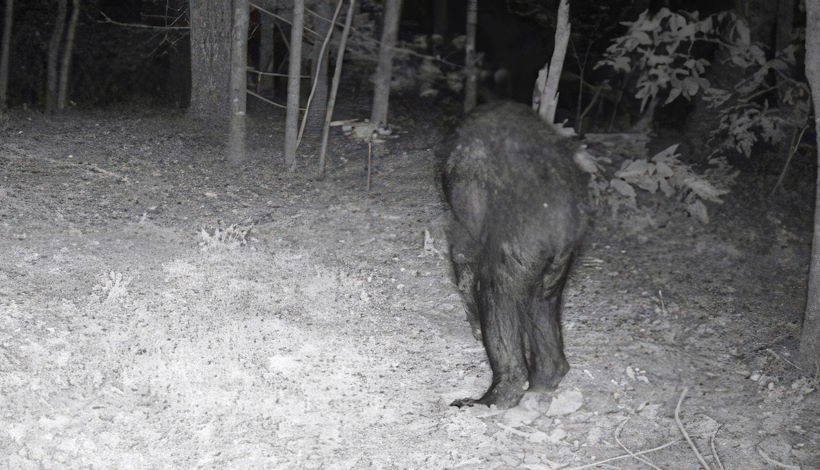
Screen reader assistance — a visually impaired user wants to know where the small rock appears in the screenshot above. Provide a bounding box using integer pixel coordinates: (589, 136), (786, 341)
(548, 428), (567, 443)
(587, 427), (603, 445)
(502, 407), (540, 427)
(527, 431), (548, 444)
(546, 390), (583, 416)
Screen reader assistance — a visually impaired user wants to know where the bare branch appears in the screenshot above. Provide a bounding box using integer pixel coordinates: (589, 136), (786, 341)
(98, 10), (189, 30)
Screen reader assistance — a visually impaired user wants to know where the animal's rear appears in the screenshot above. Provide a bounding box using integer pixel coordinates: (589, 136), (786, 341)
(442, 101), (585, 408)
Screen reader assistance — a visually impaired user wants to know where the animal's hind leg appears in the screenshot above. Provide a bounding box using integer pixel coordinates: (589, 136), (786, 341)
(452, 261), (529, 409)
(449, 222), (481, 339)
(524, 249), (573, 392)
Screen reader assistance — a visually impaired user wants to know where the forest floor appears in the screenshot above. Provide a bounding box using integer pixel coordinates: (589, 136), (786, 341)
(0, 100), (817, 469)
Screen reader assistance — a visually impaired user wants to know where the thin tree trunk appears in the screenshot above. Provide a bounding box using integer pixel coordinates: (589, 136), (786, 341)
(800, 0), (820, 370)
(776, 0), (794, 54)
(228, 0), (249, 163)
(463, 0), (477, 113)
(318, 0), (355, 177)
(773, 0), (796, 159)
(537, 0), (569, 125)
(433, 0), (447, 37)
(305, 0), (332, 136)
(284, 0), (304, 169)
(0, 0), (13, 111)
(257, 9), (274, 93)
(189, 0), (233, 123)
(298, 0), (342, 146)
(168, 0), (191, 108)
(57, 0), (79, 111)
(369, 0), (402, 128)
(46, 0), (67, 116)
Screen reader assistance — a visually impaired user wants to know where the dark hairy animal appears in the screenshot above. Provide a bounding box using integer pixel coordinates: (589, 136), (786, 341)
(441, 101), (586, 409)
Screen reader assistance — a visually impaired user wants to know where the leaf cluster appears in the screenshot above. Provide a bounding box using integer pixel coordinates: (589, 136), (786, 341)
(597, 7), (812, 161)
(597, 8), (716, 112)
(588, 144), (735, 224)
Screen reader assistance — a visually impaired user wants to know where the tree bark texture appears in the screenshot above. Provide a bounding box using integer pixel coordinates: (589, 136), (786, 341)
(463, 0), (477, 114)
(538, 0), (569, 125)
(0, 0), (13, 111)
(228, 0), (249, 163)
(800, 0), (820, 370)
(284, 0), (304, 169)
(305, 0), (332, 136)
(57, 0), (79, 111)
(46, 0), (67, 116)
(189, 0), (233, 123)
(369, 0), (402, 128)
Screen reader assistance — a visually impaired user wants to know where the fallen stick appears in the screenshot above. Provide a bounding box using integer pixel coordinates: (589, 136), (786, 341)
(757, 446), (801, 470)
(614, 418), (662, 470)
(710, 427), (725, 470)
(675, 387), (713, 470)
(566, 438), (681, 470)
(496, 422), (531, 438)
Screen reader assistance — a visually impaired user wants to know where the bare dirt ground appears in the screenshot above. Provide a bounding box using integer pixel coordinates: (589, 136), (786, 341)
(0, 103), (817, 469)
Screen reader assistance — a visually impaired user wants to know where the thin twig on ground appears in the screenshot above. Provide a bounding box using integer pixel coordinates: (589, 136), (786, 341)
(658, 290), (668, 315)
(756, 446), (801, 469)
(2, 145), (129, 183)
(614, 418), (662, 470)
(675, 387), (713, 470)
(710, 426), (725, 470)
(566, 438), (681, 469)
(496, 423), (531, 438)
(766, 348), (804, 371)
(366, 136), (373, 192)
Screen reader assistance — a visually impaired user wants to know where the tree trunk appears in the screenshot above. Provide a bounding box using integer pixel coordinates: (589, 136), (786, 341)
(189, 0), (232, 124)
(369, 0), (402, 128)
(46, 0), (67, 116)
(537, 0), (569, 125)
(284, 0), (304, 169)
(167, 0), (190, 107)
(776, 0), (794, 54)
(57, 0), (79, 111)
(257, 8), (275, 93)
(228, 0), (249, 163)
(463, 0), (477, 113)
(800, 0), (820, 371)
(433, 0), (447, 37)
(0, 0), (13, 111)
(306, 0), (332, 136)
(298, 0), (342, 146)
(319, 0), (356, 177)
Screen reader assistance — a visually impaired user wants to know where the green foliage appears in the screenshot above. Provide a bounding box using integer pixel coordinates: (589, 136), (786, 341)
(704, 45), (810, 159)
(585, 143), (734, 224)
(597, 8), (715, 112)
(597, 7), (811, 161)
